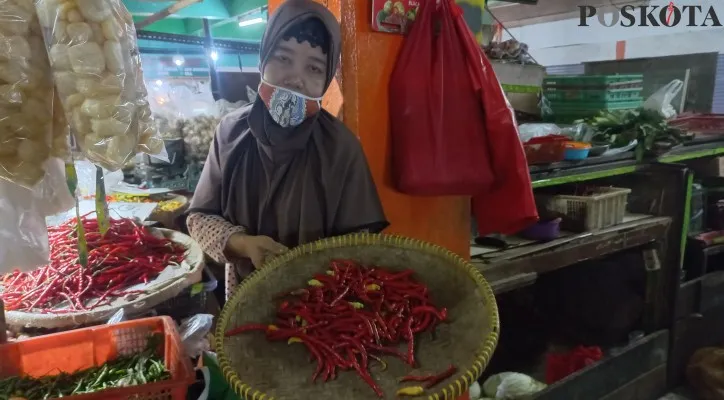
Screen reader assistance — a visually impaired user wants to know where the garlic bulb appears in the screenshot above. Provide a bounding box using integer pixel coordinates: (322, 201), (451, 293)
(488, 372), (546, 399)
(469, 381), (482, 400)
(180, 114), (219, 162)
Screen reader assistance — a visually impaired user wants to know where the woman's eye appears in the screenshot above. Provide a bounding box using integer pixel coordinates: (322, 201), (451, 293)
(277, 55), (290, 63)
(308, 65), (322, 74)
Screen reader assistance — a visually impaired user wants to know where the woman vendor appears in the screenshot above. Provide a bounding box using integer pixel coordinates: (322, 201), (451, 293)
(187, 0), (389, 299)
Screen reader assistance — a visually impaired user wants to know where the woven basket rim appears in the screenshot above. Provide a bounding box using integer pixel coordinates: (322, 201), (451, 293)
(215, 233), (500, 400)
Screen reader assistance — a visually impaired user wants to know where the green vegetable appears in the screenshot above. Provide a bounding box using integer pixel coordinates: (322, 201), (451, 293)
(578, 108), (691, 162)
(0, 335), (170, 400)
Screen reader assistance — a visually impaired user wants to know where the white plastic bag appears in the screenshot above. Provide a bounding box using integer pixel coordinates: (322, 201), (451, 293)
(179, 314), (214, 358)
(643, 79), (684, 119)
(0, 159), (74, 273)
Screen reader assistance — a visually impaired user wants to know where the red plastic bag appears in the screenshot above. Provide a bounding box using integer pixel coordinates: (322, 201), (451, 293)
(450, 1), (538, 235)
(389, 0), (493, 196)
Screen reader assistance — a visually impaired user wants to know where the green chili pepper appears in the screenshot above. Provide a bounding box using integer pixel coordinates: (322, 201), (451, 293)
(0, 334), (171, 400)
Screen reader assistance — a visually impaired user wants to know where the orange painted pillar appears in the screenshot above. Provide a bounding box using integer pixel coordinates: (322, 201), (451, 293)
(266, 0), (471, 260)
(339, 0), (471, 258)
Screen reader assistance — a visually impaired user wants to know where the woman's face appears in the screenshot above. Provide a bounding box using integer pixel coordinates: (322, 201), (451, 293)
(263, 38), (328, 99)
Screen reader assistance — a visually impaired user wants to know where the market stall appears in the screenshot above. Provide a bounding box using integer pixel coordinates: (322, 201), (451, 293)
(5, 0), (724, 398)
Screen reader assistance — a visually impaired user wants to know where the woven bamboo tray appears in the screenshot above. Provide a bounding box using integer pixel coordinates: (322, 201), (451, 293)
(216, 234), (499, 400)
(1, 229), (204, 329)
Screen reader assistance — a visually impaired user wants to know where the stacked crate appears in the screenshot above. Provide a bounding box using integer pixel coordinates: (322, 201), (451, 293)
(542, 74), (644, 123)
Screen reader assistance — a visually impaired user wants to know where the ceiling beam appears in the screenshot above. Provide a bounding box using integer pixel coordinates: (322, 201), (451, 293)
(135, 0), (203, 29)
(488, 0), (650, 27)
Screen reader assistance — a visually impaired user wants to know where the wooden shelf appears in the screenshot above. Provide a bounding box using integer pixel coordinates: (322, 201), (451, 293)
(530, 139), (724, 189)
(472, 215), (672, 294)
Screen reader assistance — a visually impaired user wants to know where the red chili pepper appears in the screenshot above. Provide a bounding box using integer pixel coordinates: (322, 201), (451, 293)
(215, 260), (447, 398)
(399, 365), (458, 388)
(0, 216), (186, 312)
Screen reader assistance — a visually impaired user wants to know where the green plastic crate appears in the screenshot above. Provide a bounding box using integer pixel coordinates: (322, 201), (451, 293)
(543, 74), (644, 89)
(543, 87), (642, 102)
(548, 99), (643, 112)
(543, 99), (643, 123)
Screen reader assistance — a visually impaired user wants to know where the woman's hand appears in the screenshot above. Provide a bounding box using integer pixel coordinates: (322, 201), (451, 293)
(227, 233), (288, 269)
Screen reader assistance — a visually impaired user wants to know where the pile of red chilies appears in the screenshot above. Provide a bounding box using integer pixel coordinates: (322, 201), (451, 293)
(225, 259), (449, 398)
(0, 217), (185, 313)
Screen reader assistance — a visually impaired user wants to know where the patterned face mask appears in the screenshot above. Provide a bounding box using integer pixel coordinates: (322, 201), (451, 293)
(258, 80), (322, 127)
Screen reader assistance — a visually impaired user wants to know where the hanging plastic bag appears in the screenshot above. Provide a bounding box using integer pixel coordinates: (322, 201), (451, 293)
(0, 0), (62, 188)
(447, 0), (538, 234)
(34, 0), (167, 170)
(389, 0), (493, 196)
(642, 79), (683, 119)
(0, 158), (74, 273)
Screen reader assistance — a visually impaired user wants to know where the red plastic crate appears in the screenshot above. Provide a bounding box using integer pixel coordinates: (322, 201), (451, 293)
(524, 135), (568, 165)
(669, 113), (724, 135)
(0, 316), (194, 400)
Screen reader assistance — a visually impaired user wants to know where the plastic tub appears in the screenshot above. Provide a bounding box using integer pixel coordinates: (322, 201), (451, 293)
(524, 135), (568, 164)
(519, 218), (562, 241)
(564, 142), (591, 160)
(0, 316), (195, 400)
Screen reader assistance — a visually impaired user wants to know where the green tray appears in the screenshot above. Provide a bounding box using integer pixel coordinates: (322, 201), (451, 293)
(543, 99), (643, 123)
(543, 74), (644, 89)
(548, 99), (643, 112)
(543, 87), (642, 102)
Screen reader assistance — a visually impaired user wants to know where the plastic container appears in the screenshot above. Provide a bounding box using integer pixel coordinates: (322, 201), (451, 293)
(543, 99), (643, 123)
(543, 87), (642, 102)
(564, 142), (591, 160)
(669, 113), (724, 135)
(537, 186), (632, 232)
(0, 316), (195, 400)
(543, 74), (644, 89)
(154, 266), (218, 320)
(523, 135), (568, 164)
(548, 99), (644, 112)
(519, 218), (562, 241)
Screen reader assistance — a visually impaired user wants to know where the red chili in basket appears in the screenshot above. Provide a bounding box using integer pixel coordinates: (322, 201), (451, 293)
(0, 216), (185, 313)
(399, 364), (458, 389)
(224, 259), (448, 398)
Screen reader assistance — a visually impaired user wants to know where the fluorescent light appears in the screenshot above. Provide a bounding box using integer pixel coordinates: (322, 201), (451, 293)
(239, 17), (264, 27)
(210, 50), (218, 61)
(155, 79), (163, 86)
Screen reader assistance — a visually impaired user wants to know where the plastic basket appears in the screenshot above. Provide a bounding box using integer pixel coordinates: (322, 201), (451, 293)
(0, 317), (195, 400)
(543, 74), (644, 89)
(669, 113), (724, 134)
(537, 186), (632, 232)
(543, 87), (642, 102)
(548, 99), (643, 111)
(523, 135), (567, 164)
(543, 99), (643, 123)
